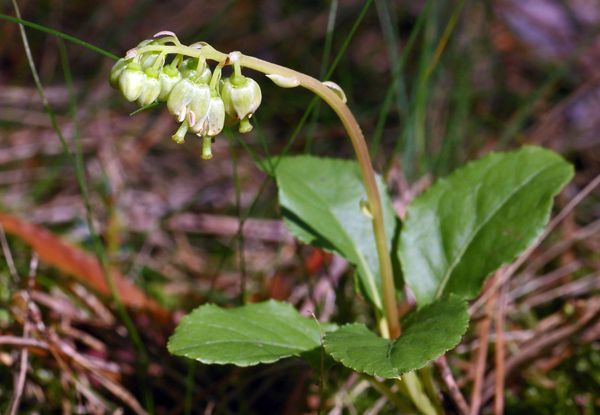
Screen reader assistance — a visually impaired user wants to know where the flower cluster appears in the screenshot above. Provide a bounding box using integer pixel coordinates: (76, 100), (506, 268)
(110, 33), (262, 159)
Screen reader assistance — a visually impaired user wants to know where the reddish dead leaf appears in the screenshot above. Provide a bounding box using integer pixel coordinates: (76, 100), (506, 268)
(304, 248), (331, 274)
(266, 273), (292, 301)
(0, 213), (169, 323)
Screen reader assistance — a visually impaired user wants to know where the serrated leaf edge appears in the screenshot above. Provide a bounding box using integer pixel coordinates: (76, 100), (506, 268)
(400, 146), (573, 304)
(167, 300), (328, 366)
(323, 298), (470, 378)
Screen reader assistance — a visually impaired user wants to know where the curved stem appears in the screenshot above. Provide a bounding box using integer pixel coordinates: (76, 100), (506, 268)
(238, 55), (402, 339)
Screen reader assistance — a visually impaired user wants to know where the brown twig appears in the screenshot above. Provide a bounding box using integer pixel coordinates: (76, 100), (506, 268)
(522, 272), (600, 309)
(522, 219), (600, 277)
(470, 284), (496, 415)
(168, 213), (293, 243)
(0, 224), (18, 282)
(8, 254), (38, 415)
(494, 283), (508, 415)
(0, 336), (49, 350)
(482, 297), (600, 402)
(509, 260), (581, 301)
(435, 356), (470, 415)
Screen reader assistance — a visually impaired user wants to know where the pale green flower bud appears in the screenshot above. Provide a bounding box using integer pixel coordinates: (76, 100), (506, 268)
(167, 79), (194, 122)
(135, 39), (160, 69)
(205, 96), (225, 137)
(192, 96), (225, 137)
(140, 52), (161, 70)
(178, 58), (196, 79)
(197, 66), (212, 84)
(167, 78), (210, 124)
(158, 65), (182, 101)
(187, 85), (212, 134)
(137, 68), (161, 107)
(220, 75), (262, 132)
(109, 58), (128, 89)
(179, 58), (211, 83)
(118, 62), (146, 102)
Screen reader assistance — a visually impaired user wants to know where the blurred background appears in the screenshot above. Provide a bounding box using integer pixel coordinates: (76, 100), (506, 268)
(0, 0), (598, 413)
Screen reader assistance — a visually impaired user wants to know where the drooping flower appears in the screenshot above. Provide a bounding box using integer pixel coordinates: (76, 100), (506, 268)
(220, 75), (262, 133)
(158, 65), (182, 102)
(118, 62), (146, 102)
(167, 78), (210, 124)
(137, 68), (161, 107)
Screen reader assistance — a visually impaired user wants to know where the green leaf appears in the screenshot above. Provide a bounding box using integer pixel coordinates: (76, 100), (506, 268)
(168, 300), (331, 366)
(273, 156), (397, 310)
(324, 296), (468, 378)
(399, 146), (573, 305)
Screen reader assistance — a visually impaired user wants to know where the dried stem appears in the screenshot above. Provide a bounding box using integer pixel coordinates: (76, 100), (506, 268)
(470, 281), (496, 415)
(494, 284), (508, 415)
(8, 254), (38, 415)
(435, 356), (470, 415)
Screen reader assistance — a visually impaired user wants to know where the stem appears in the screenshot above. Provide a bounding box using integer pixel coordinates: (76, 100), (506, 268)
(361, 374), (416, 412)
(151, 52), (167, 71)
(228, 47), (441, 414)
(402, 372), (438, 415)
(237, 53), (402, 339)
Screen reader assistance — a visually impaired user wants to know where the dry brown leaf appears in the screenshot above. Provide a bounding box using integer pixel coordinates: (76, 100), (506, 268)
(0, 213), (169, 323)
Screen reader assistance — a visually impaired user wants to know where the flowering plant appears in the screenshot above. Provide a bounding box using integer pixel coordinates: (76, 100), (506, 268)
(111, 33), (573, 414)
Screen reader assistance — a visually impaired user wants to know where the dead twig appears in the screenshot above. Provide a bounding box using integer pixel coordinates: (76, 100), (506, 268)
(522, 272), (600, 309)
(168, 213), (293, 243)
(435, 356), (470, 415)
(509, 260), (581, 301)
(494, 284), (508, 415)
(522, 219), (600, 277)
(470, 281), (496, 415)
(0, 224), (18, 282)
(8, 253), (38, 415)
(0, 336), (49, 350)
(482, 298), (600, 402)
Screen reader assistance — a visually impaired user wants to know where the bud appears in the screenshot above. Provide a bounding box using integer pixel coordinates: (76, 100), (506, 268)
(158, 65), (182, 101)
(178, 58), (196, 79)
(179, 58), (211, 83)
(266, 73), (299, 88)
(110, 58), (128, 89)
(137, 68), (161, 107)
(140, 52), (161, 70)
(322, 81), (347, 103)
(118, 62), (146, 102)
(135, 39), (159, 68)
(220, 75), (262, 133)
(193, 96), (225, 137)
(167, 78), (210, 124)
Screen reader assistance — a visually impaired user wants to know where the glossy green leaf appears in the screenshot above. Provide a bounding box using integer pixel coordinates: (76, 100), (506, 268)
(324, 296), (468, 378)
(400, 146), (573, 305)
(273, 156), (397, 310)
(168, 300), (331, 366)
